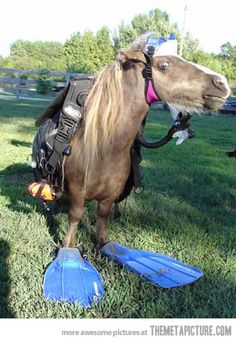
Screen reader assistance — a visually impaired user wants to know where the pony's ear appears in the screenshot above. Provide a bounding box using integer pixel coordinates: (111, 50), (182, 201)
(117, 49), (146, 64)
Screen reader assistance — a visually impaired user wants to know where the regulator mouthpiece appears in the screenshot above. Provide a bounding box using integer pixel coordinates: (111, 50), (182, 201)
(173, 128), (195, 145)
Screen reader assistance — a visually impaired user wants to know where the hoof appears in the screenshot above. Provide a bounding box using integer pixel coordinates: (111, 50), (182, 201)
(113, 202), (121, 220)
(50, 245), (61, 259)
(113, 210), (121, 220)
(95, 242), (107, 255)
(226, 150), (236, 157)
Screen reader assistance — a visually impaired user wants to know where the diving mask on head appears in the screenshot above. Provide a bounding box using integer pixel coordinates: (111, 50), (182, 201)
(145, 33), (178, 56)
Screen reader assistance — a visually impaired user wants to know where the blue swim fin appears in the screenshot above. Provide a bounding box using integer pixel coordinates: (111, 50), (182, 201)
(101, 242), (203, 288)
(43, 248), (104, 306)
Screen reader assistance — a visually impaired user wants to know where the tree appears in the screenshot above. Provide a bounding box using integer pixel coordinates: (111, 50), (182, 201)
(95, 27), (115, 68)
(132, 9), (179, 38)
(2, 7), (235, 82)
(114, 22), (137, 50)
(0, 55), (4, 65)
(181, 33), (200, 60)
(10, 40), (31, 58)
(220, 42), (236, 59)
(115, 8), (180, 50)
(7, 40), (66, 71)
(64, 32), (83, 72)
(64, 31), (98, 73)
(64, 28), (114, 73)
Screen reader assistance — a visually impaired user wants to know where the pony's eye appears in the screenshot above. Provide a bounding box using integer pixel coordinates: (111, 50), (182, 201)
(159, 62), (170, 71)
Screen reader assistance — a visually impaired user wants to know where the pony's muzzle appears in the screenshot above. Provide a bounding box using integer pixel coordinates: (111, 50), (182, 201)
(212, 76), (230, 97)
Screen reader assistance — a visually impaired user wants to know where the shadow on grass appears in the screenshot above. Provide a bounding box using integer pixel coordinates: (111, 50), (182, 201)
(0, 163), (63, 246)
(125, 271), (236, 318)
(15, 123), (37, 135)
(10, 139), (32, 148)
(0, 240), (14, 318)
(0, 98), (49, 120)
(0, 162), (105, 251)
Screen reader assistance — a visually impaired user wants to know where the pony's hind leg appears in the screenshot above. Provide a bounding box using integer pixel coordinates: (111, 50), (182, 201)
(96, 199), (113, 251)
(64, 186), (85, 248)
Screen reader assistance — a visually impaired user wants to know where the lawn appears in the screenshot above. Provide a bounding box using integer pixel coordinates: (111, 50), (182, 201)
(0, 98), (236, 318)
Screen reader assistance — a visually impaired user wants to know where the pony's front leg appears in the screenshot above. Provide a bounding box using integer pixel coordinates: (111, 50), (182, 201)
(96, 199), (113, 251)
(64, 188), (85, 248)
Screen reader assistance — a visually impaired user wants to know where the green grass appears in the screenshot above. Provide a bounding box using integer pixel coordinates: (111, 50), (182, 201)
(0, 90), (55, 100)
(0, 98), (236, 318)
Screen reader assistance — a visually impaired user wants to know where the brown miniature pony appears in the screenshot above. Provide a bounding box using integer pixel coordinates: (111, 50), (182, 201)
(37, 38), (230, 250)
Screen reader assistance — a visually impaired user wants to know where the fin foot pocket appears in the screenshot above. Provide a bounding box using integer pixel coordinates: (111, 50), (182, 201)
(43, 247), (104, 306)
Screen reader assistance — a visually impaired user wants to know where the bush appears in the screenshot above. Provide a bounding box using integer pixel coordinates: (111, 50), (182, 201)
(36, 78), (52, 95)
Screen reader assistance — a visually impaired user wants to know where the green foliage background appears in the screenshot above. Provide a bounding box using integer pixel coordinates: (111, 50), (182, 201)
(0, 8), (236, 82)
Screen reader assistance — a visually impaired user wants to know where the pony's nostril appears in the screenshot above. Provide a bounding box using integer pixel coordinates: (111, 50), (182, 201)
(213, 76), (227, 90)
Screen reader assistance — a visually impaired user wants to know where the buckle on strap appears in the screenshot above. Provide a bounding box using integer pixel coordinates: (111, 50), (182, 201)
(56, 116), (77, 144)
(142, 66), (152, 79)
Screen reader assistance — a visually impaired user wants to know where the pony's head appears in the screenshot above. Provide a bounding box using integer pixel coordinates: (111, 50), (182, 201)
(151, 55), (230, 113)
(83, 34), (230, 186)
(119, 34), (230, 114)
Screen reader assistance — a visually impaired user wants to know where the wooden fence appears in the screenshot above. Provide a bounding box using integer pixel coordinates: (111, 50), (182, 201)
(0, 67), (84, 99)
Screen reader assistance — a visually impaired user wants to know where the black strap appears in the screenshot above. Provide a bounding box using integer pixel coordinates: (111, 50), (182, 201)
(45, 78), (93, 174)
(142, 50), (160, 105)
